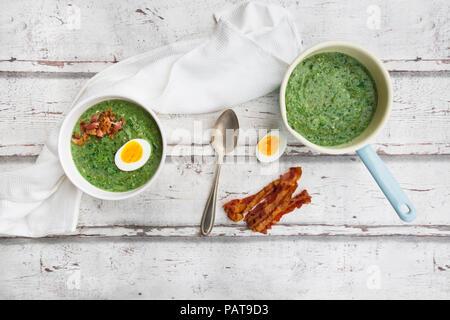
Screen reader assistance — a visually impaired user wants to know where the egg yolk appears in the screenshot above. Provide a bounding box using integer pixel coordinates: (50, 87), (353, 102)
(121, 141), (143, 163)
(258, 136), (279, 156)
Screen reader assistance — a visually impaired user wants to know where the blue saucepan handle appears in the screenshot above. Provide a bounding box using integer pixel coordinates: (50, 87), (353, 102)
(356, 145), (416, 222)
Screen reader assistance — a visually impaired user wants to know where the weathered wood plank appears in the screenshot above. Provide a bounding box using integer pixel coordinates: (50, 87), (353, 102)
(1, 58), (449, 74)
(383, 59), (450, 73)
(40, 224), (450, 238)
(0, 60), (111, 74)
(0, 237), (449, 299)
(0, 72), (449, 156)
(1, 0), (448, 301)
(1, 155), (449, 237)
(71, 155), (450, 237)
(0, 0), (449, 72)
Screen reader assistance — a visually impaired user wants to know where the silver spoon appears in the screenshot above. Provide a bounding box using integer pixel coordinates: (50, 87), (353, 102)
(200, 109), (239, 236)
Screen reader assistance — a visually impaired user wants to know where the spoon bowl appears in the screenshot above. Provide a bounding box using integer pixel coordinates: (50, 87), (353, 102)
(211, 109), (239, 157)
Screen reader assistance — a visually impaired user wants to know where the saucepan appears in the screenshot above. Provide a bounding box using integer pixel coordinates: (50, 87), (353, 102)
(279, 41), (416, 222)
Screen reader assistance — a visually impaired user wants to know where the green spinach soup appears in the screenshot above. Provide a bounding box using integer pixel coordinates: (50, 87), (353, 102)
(285, 52), (377, 146)
(71, 99), (163, 192)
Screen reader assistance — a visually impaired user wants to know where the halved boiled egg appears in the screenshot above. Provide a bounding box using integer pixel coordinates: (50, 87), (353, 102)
(115, 139), (151, 171)
(255, 130), (287, 163)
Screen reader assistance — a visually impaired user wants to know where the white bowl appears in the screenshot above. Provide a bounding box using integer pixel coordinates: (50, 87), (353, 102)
(58, 95), (166, 200)
(279, 41), (393, 155)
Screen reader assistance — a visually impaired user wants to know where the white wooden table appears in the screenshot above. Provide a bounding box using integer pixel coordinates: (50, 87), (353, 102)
(1, 0), (449, 299)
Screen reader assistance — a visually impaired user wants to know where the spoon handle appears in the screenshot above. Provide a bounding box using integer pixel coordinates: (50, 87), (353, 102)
(200, 163), (222, 236)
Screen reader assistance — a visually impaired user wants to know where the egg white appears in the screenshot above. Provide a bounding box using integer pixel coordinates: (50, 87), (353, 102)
(255, 130), (287, 163)
(115, 139), (151, 171)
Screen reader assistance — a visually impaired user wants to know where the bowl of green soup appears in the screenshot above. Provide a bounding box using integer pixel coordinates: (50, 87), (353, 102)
(280, 41), (417, 222)
(58, 96), (166, 200)
(280, 41), (391, 154)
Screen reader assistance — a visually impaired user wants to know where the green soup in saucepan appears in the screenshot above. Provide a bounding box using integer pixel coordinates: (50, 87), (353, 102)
(285, 52), (377, 146)
(71, 99), (163, 192)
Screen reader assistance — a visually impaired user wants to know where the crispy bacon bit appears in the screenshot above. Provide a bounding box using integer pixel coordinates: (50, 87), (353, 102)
(71, 107), (124, 146)
(90, 114), (99, 122)
(85, 122), (99, 130)
(223, 167), (311, 234)
(96, 128), (104, 138)
(109, 118), (124, 138)
(71, 132), (89, 146)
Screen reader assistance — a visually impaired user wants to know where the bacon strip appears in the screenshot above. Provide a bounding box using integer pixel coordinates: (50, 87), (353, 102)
(223, 167), (301, 222)
(277, 190), (311, 218)
(224, 180), (280, 222)
(223, 167), (311, 234)
(245, 182), (297, 229)
(257, 189), (311, 234)
(280, 167), (302, 183)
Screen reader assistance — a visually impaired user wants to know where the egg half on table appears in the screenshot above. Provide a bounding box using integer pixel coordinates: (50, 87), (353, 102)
(115, 139), (151, 171)
(255, 130), (287, 163)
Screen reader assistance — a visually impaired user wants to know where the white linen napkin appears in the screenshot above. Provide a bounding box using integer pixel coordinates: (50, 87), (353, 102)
(0, 1), (300, 237)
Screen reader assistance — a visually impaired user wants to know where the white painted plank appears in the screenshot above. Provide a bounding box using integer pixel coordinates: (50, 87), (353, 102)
(0, 237), (449, 299)
(0, 0), (449, 72)
(0, 60), (113, 74)
(383, 59), (450, 73)
(1, 155), (449, 237)
(65, 224), (450, 238)
(75, 155), (450, 236)
(0, 72), (449, 156)
(1, 0), (448, 301)
(2, 59), (449, 74)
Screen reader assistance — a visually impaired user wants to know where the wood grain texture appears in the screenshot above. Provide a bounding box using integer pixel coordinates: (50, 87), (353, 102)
(0, 0), (449, 300)
(0, 237), (449, 299)
(1, 58), (449, 74)
(0, 0), (449, 72)
(2, 155), (449, 237)
(0, 72), (449, 156)
(0, 0), (448, 239)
